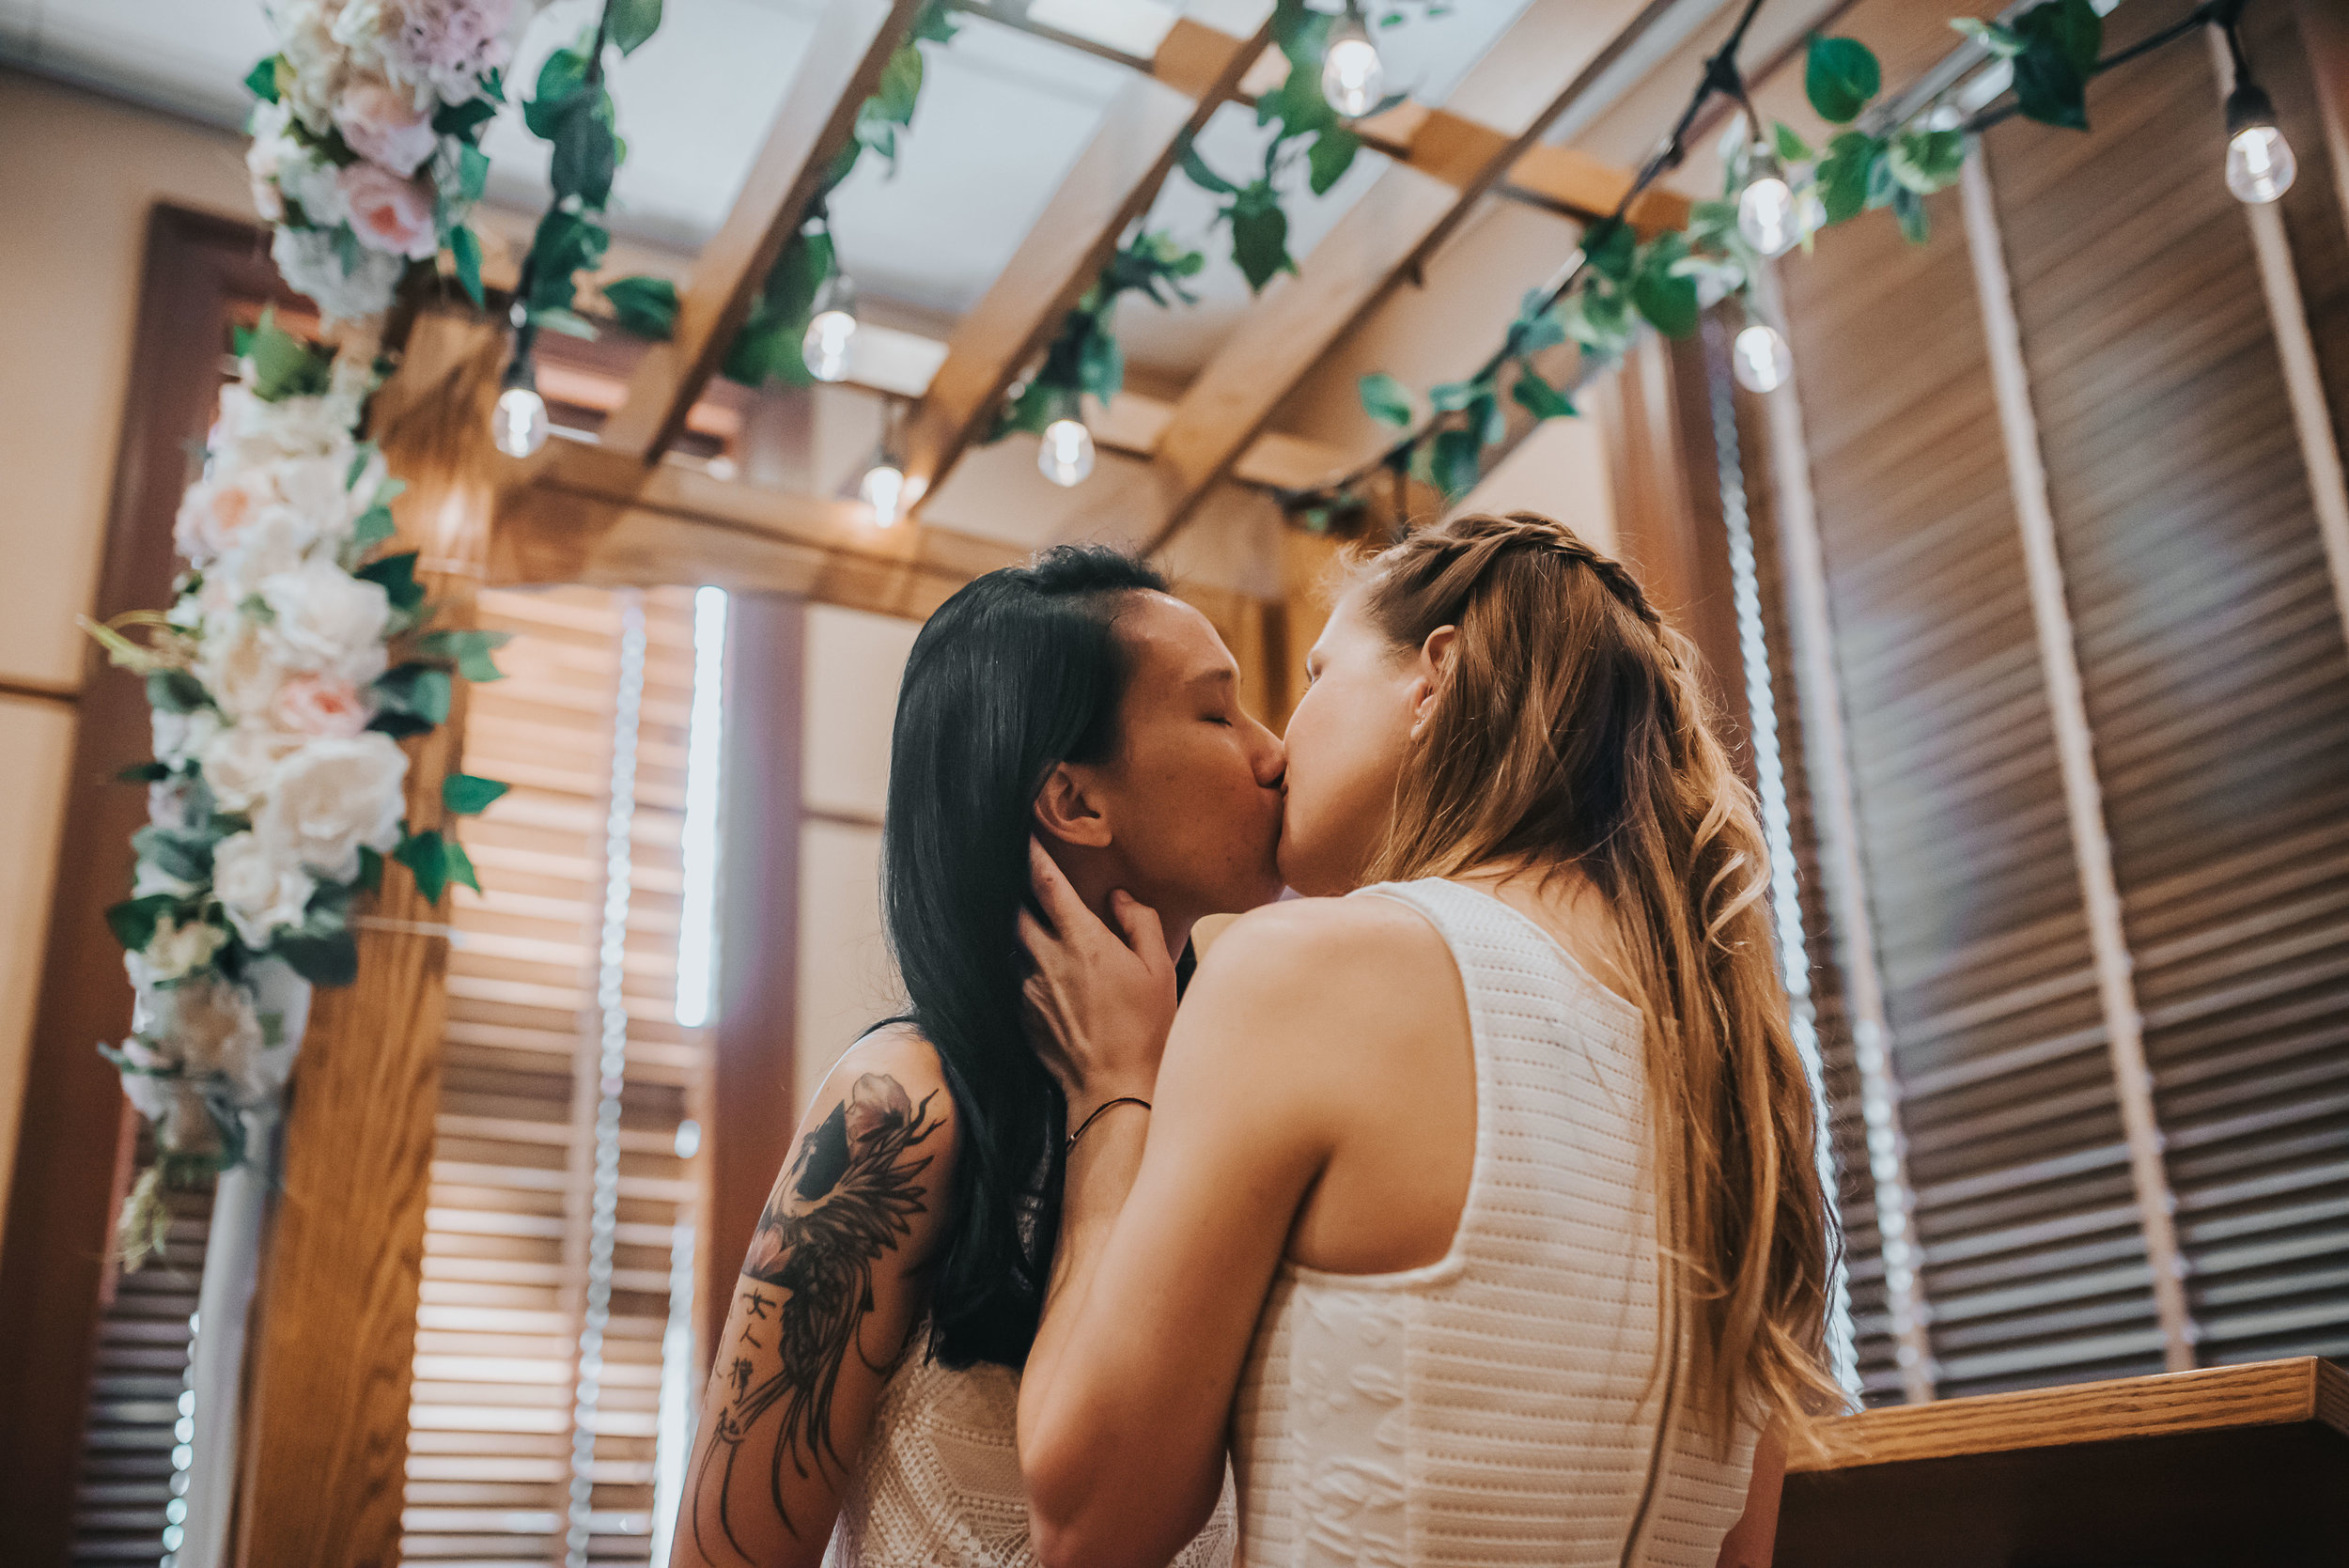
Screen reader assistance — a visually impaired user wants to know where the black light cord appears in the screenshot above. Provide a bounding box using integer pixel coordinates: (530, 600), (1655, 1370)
(1282, 0), (1772, 514)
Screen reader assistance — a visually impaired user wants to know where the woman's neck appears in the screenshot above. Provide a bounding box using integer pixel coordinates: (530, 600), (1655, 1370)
(1049, 844), (1196, 966)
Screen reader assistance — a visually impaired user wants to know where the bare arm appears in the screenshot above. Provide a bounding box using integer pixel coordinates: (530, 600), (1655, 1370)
(1015, 857), (1427, 1568)
(1715, 1424), (1786, 1568)
(670, 1033), (957, 1568)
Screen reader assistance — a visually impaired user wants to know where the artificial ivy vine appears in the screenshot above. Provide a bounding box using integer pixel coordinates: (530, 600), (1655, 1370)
(1316, 0), (2161, 523)
(587, 1), (961, 388)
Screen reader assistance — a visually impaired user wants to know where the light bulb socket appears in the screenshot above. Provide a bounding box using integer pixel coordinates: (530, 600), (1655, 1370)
(810, 268), (857, 322)
(500, 351), (537, 396)
(2224, 80), (2277, 137)
(1746, 146), (1786, 186)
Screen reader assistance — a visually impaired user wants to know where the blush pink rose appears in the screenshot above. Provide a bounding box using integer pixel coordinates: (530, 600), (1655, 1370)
(334, 79), (439, 178)
(174, 471), (274, 564)
(338, 161), (440, 260)
(269, 673), (374, 738)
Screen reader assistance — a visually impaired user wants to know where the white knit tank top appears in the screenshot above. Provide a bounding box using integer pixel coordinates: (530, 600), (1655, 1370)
(823, 1331), (1237, 1568)
(1230, 878), (1758, 1567)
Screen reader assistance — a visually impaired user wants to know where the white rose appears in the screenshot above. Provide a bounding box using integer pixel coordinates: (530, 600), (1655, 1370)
(213, 504), (327, 603)
(275, 147), (350, 232)
(255, 732), (409, 880)
(258, 556), (393, 684)
(195, 613), (292, 724)
(270, 225), (404, 323)
(212, 831), (318, 949)
(244, 99), (301, 223)
(200, 722), (303, 814)
(145, 912), (229, 982)
(274, 451), (368, 540)
(153, 706), (224, 768)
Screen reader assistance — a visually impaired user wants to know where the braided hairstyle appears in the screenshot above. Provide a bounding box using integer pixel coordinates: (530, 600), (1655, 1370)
(1355, 510), (1844, 1446)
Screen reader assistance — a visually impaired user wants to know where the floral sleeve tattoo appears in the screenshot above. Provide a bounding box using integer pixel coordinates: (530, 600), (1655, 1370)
(692, 1072), (941, 1562)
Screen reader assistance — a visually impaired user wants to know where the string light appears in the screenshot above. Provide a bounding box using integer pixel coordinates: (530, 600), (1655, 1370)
(1732, 320), (1792, 394)
(801, 270), (859, 382)
(1320, 0), (1384, 119)
(1737, 147), (1799, 257)
(492, 317), (549, 458)
(860, 396), (910, 524)
(1037, 388), (1094, 488)
(2217, 8), (2294, 205)
(861, 458), (908, 523)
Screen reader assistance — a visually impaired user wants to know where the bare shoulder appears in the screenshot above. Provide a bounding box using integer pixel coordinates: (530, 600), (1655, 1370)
(1180, 895), (1464, 1086)
(1195, 893), (1457, 999)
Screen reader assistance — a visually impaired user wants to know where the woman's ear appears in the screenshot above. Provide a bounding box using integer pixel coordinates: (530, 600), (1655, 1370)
(1408, 625), (1458, 739)
(1033, 761), (1113, 849)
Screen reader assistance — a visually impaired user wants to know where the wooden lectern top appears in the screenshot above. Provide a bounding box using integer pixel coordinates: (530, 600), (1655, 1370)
(1778, 1357), (2349, 1568)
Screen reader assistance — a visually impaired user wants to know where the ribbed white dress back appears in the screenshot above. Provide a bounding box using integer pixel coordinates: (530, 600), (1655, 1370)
(1230, 877), (1757, 1567)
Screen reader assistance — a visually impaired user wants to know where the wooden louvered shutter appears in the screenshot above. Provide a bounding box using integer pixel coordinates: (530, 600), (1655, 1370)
(1983, 2), (2349, 1370)
(1780, 166), (2170, 1401)
(1764, 0), (2349, 1402)
(401, 584), (708, 1565)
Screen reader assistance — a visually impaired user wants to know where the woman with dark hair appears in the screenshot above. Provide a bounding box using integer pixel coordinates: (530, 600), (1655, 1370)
(670, 546), (1285, 1568)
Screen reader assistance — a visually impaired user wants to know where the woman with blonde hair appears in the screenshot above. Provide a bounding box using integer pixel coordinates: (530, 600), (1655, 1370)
(1015, 511), (1843, 1568)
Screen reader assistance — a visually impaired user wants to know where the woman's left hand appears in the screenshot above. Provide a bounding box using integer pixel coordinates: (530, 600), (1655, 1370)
(1018, 839), (1177, 1118)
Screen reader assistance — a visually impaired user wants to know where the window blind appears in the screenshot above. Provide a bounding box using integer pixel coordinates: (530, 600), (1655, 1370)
(1763, 0), (2349, 1401)
(400, 583), (708, 1566)
(1985, 1), (2349, 1372)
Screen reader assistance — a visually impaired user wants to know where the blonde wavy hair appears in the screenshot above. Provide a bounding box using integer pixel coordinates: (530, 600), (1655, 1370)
(1355, 510), (1844, 1447)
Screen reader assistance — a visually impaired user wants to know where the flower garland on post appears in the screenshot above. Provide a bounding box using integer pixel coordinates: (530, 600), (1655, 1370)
(88, 0), (523, 1266)
(242, 0), (521, 318)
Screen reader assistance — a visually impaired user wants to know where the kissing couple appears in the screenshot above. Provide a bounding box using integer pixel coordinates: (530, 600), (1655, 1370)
(673, 510), (1841, 1568)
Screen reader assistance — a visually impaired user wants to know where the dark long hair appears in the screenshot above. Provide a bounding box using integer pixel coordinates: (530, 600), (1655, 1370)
(880, 544), (1168, 1368)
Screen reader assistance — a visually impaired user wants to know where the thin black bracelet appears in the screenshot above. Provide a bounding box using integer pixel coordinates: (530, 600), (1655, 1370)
(1065, 1095), (1151, 1155)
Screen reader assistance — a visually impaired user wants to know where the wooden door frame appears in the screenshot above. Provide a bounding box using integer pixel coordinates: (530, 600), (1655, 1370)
(0, 204), (305, 1562)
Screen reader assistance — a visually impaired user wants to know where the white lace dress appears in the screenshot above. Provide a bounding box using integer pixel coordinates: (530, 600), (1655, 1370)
(824, 1336), (1237, 1568)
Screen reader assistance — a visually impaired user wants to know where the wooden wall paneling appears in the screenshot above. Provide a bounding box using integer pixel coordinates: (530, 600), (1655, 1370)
(0, 206), (296, 1564)
(703, 591), (804, 1363)
(233, 318), (501, 1568)
(1986, 3), (2349, 1371)
(1957, 147), (2194, 1372)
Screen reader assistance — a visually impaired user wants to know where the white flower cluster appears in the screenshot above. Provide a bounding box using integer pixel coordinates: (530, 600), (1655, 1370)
(246, 0), (523, 319)
(114, 329), (414, 1167)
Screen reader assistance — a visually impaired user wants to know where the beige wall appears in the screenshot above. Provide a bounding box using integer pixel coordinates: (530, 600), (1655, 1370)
(794, 603), (918, 1120)
(0, 71), (257, 1238)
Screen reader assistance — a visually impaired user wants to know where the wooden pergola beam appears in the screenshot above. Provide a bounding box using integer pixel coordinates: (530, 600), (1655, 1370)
(597, 0), (925, 464)
(897, 9), (1272, 508)
(494, 440), (1023, 619)
(1139, 0), (1675, 551)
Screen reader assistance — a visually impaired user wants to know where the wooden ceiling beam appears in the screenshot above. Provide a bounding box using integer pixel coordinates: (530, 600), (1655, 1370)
(597, 0), (925, 465)
(1138, 0), (1677, 552)
(897, 7), (1273, 510)
(493, 439), (1021, 620)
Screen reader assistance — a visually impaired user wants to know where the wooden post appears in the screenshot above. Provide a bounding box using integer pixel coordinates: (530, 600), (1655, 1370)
(701, 591), (806, 1366)
(233, 315), (503, 1567)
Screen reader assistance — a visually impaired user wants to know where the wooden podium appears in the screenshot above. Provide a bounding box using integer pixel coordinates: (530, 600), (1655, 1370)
(1777, 1358), (2349, 1566)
